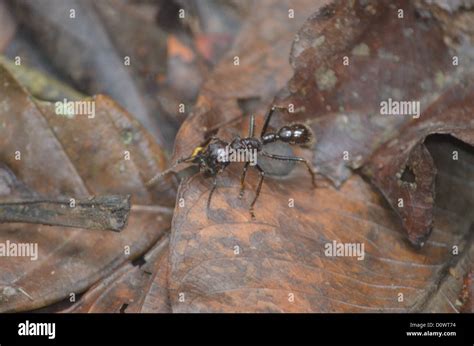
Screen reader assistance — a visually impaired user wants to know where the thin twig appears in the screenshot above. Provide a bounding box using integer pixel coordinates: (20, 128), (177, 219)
(0, 195), (131, 232)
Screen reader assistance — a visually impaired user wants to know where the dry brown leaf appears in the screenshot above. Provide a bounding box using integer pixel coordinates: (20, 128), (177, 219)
(168, 154), (472, 312)
(0, 65), (173, 312)
(6, 0), (171, 147)
(63, 234), (171, 313)
(362, 81), (474, 245)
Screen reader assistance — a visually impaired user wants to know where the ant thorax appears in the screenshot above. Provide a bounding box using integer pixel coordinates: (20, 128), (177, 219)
(202, 137), (260, 170)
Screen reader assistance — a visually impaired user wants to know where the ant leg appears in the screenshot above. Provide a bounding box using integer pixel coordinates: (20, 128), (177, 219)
(206, 176), (218, 216)
(249, 165), (265, 220)
(261, 151), (316, 188)
(260, 106), (288, 137)
(239, 162), (250, 199)
(248, 114), (255, 137)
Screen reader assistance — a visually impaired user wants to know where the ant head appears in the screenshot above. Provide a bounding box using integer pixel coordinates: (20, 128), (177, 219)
(189, 145), (213, 173)
(190, 146), (205, 161)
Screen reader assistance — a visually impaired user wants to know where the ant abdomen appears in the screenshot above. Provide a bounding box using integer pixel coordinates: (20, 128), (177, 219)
(262, 123), (313, 145)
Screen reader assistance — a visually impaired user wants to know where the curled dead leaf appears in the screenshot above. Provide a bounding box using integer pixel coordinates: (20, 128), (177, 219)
(362, 80), (474, 246)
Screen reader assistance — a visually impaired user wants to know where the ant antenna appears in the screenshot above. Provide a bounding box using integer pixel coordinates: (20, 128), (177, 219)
(146, 165), (178, 187)
(145, 155), (194, 187)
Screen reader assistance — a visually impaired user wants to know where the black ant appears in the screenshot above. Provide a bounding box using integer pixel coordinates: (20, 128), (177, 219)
(147, 106), (316, 219)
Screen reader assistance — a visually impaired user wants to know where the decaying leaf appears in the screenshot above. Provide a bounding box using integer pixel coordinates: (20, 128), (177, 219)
(0, 55), (85, 102)
(6, 0), (171, 147)
(168, 153), (473, 312)
(63, 234), (171, 313)
(0, 65), (173, 311)
(362, 81), (474, 246)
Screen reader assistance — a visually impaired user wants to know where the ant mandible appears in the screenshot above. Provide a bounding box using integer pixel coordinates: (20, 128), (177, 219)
(147, 106), (316, 219)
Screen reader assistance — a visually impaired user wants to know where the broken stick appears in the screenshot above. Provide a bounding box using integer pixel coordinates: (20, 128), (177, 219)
(0, 195), (131, 232)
